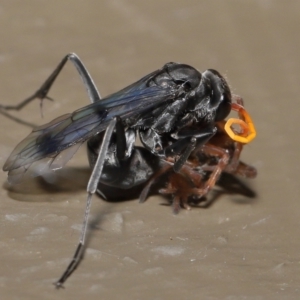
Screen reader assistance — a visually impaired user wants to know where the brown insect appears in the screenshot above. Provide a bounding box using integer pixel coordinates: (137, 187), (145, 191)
(139, 95), (257, 213)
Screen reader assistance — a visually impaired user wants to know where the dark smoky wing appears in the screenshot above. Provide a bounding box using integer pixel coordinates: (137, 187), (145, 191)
(3, 109), (107, 172)
(3, 75), (175, 173)
(98, 85), (175, 122)
(90, 69), (162, 109)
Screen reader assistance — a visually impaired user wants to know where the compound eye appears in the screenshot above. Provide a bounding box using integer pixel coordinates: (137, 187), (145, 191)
(204, 69), (232, 121)
(215, 94), (231, 121)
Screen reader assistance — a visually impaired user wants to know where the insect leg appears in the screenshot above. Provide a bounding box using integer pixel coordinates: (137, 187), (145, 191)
(139, 162), (172, 203)
(0, 53), (101, 112)
(213, 119), (257, 178)
(165, 127), (217, 172)
(115, 116), (131, 161)
(54, 117), (117, 288)
(189, 144), (230, 199)
(220, 138), (256, 178)
(159, 168), (199, 213)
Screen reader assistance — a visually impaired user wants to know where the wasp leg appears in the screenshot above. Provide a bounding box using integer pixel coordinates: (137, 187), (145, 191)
(54, 117), (117, 289)
(165, 127), (217, 172)
(115, 116), (127, 161)
(139, 127), (216, 209)
(0, 53), (101, 114)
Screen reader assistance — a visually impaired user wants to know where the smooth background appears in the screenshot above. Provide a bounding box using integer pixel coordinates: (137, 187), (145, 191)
(0, 1), (299, 299)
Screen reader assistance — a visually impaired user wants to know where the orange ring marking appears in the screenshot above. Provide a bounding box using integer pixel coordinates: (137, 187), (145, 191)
(224, 103), (256, 144)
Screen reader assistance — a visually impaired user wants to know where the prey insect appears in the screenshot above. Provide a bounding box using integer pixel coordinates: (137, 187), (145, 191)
(140, 96), (257, 213)
(1, 53), (256, 287)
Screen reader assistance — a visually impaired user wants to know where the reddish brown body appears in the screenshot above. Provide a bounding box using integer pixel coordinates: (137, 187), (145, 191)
(140, 96), (257, 213)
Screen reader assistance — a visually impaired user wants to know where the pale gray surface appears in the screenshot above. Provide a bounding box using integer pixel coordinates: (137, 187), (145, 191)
(0, 1), (299, 299)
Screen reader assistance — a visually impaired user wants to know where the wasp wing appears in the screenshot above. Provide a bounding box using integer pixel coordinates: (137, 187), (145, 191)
(4, 70), (176, 181)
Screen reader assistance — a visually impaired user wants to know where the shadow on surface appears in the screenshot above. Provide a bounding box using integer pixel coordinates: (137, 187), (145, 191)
(3, 165), (257, 205)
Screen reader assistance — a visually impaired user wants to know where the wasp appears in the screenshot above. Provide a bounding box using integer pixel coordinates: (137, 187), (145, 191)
(90, 95), (257, 214)
(1, 53), (256, 287)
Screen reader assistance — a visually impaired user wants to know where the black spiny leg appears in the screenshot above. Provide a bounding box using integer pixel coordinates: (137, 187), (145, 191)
(55, 117), (117, 288)
(165, 126), (217, 172)
(0, 53), (101, 113)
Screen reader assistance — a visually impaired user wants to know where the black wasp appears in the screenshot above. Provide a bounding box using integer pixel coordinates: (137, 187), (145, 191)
(1, 53), (255, 287)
